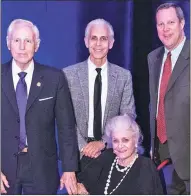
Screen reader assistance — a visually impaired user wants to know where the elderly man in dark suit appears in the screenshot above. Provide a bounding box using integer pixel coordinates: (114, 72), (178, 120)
(148, 3), (190, 194)
(63, 18), (136, 169)
(1, 19), (78, 195)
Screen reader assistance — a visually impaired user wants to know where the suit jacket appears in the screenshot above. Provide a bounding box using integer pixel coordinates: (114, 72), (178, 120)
(148, 40), (190, 181)
(1, 61), (78, 194)
(63, 60), (136, 151)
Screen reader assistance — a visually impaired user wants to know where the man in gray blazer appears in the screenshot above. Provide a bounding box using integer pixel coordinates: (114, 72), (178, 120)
(63, 18), (136, 168)
(148, 3), (190, 194)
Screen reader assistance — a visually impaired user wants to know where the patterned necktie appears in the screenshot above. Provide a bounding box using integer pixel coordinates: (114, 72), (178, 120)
(157, 52), (172, 143)
(16, 72), (27, 150)
(93, 68), (102, 140)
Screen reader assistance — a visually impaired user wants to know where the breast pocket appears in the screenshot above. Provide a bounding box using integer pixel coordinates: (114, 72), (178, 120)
(37, 96), (55, 115)
(39, 96), (54, 101)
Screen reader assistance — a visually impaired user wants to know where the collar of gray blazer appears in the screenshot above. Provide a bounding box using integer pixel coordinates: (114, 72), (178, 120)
(180, 39), (190, 60)
(76, 60), (118, 131)
(154, 40), (190, 94)
(157, 39), (189, 59)
(166, 39), (189, 93)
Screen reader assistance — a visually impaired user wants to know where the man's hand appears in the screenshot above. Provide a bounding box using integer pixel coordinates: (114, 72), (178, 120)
(77, 183), (89, 195)
(1, 172), (9, 194)
(60, 172), (77, 195)
(82, 141), (105, 158)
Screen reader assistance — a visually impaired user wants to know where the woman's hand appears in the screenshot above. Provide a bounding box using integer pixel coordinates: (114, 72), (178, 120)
(77, 183), (89, 195)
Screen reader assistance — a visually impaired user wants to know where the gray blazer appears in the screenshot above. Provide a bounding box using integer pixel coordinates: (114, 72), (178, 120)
(148, 40), (190, 181)
(63, 60), (136, 151)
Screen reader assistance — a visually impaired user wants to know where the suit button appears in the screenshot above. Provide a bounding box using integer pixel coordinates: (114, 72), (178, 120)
(15, 136), (19, 140)
(17, 119), (20, 123)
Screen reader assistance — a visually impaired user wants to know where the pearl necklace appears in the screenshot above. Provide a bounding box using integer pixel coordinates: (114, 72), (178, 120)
(115, 159), (129, 172)
(104, 154), (138, 195)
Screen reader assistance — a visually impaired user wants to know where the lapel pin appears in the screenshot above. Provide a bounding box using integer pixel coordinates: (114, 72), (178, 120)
(37, 82), (41, 87)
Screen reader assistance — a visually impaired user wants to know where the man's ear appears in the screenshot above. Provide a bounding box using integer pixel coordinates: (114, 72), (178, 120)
(35, 39), (41, 52)
(6, 36), (11, 50)
(180, 19), (185, 30)
(84, 37), (89, 48)
(109, 38), (115, 49)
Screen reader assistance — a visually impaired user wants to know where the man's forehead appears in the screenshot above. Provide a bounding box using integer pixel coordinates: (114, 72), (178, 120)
(11, 24), (34, 38)
(156, 8), (180, 22)
(156, 7), (177, 17)
(12, 24), (33, 33)
(89, 24), (109, 35)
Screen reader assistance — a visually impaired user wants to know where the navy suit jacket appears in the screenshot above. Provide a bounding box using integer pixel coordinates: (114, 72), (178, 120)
(1, 60), (78, 194)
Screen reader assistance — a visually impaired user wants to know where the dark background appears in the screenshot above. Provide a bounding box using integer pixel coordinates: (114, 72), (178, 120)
(1, 0), (190, 194)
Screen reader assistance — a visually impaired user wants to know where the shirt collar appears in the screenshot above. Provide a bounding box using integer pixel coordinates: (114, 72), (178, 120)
(164, 36), (186, 56)
(12, 59), (34, 76)
(88, 57), (108, 73)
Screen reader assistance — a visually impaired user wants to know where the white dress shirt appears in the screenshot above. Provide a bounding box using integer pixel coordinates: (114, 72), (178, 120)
(12, 59), (34, 144)
(156, 36), (186, 116)
(88, 58), (108, 138)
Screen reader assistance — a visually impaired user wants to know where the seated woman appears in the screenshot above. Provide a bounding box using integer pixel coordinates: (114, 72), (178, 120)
(77, 115), (164, 195)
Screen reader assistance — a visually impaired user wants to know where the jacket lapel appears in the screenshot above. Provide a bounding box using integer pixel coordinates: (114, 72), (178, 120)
(26, 62), (44, 113)
(153, 48), (164, 95)
(103, 63), (117, 130)
(2, 61), (19, 115)
(166, 40), (190, 93)
(77, 61), (89, 123)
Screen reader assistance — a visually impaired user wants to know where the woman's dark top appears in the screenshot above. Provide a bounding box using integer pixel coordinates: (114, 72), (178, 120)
(78, 149), (164, 195)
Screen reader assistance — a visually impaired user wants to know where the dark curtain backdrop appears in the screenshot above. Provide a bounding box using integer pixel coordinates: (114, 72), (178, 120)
(1, 0), (190, 194)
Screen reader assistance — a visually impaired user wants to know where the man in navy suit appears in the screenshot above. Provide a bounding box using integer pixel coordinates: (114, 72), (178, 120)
(1, 19), (78, 195)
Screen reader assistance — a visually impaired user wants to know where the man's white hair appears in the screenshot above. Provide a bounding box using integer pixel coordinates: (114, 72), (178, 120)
(7, 19), (40, 42)
(85, 18), (114, 40)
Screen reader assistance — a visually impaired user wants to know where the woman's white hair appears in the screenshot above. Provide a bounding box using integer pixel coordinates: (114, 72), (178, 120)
(103, 114), (144, 154)
(7, 19), (40, 43)
(85, 18), (114, 41)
